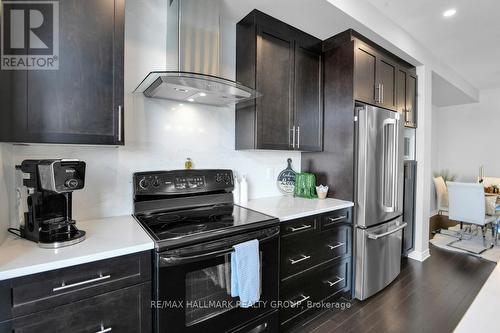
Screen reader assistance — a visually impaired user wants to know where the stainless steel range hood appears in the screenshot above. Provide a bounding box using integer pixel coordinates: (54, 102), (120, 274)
(134, 0), (260, 107)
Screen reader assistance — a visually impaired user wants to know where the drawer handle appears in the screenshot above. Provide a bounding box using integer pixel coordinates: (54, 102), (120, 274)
(324, 276), (344, 287)
(289, 254), (311, 265)
(53, 273), (111, 292)
(327, 215), (347, 223)
(291, 294), (310, 307)
(289, 224), (312, 232)
(95, 324), (112, 333)
(327, 242), (345, 250)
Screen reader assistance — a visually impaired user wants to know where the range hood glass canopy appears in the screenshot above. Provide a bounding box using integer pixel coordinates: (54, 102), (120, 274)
(134, 71), (260, 107)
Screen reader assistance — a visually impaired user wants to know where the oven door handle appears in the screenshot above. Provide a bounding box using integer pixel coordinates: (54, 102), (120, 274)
(159, 229), (279, 266)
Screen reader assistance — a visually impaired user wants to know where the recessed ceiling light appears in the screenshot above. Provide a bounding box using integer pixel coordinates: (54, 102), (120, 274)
(174, 87), (189, 92)
(187, 98), (194, 102)
(443, 8), (456, 17)
(199, 92), (207, 97)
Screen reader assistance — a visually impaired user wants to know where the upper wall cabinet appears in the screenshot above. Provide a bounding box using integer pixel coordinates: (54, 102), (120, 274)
(0, 0), (124, 145)
(354, 41), (398, 111)
(235, 10), (323, 151)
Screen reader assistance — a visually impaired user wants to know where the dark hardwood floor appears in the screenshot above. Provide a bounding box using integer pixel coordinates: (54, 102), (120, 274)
(289, 244), (496, 333)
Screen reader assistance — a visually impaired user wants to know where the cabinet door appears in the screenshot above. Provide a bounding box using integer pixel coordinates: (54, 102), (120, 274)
(406, 74), (417, 127)
(22, 0), (124, 145)
(396, 68), (407, 115)
(0, 283), (151, 333)
(255, 25), (295, 150)
(377, 57), (397, 110)
(294, 42), (322, 152)
(354, 43), (377, 105)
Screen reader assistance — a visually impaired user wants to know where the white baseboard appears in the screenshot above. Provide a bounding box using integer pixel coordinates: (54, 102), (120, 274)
(407, 248), (431, 262)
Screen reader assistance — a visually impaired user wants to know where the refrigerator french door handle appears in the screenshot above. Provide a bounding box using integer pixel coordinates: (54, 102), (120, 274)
(382, 118), (397, 213)
(367, 223), (407, 240)
(392, 117), (399, 211)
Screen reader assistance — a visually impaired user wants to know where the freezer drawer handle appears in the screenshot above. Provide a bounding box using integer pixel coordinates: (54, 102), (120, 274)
(327, 242), (345, 250)
(289, 254), (311, 265)
(53, 273), (111, 292)
(367, 223), (407, 240)
(291, 294), (310, 307)
(289, 224), (312, 232)
(94, 324), (112, 333)
(324, 276), (344, 287)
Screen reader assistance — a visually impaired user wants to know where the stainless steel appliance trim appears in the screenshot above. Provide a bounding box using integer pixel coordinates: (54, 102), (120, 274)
(327, 242), (345, 250)
(38, 234), (86, 249)
(52, 273), (111, 292)
(288, 224), (312, 232)
(382, 118), (397, 213)
(291, 294), (310, 307)
(324, 276), (344, 287)
(289, 254), (311, 265)
(367, 223), (407, 240)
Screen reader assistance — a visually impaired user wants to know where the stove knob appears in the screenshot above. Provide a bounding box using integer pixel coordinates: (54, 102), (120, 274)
(216, 174), (222, 182)
(139, 178), (150, 189)
(223, 174), (231, 184)
(152, 177), (160, 187)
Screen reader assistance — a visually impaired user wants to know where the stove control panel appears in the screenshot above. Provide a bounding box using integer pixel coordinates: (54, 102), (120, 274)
(133, 169), (234, 195)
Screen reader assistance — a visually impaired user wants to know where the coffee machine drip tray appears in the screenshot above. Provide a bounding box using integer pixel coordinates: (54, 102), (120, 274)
(38, 224), (86, 249)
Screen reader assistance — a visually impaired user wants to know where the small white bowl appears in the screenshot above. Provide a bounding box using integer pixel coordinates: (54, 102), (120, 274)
(316, 186), (329, 200)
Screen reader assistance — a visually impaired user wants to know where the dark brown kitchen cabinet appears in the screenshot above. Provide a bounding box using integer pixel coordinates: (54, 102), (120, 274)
(396, 68), (418, 127)
(236, 10), (323, 151)
(279, 209), (352, 330)
(0, 0), (124, 145)
(0, 251), (152, 332)
(354, 41), (397, 110)
(302, 29), (417, 201)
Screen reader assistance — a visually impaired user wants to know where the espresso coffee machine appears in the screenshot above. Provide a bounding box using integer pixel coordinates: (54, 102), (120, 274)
(16, 159), (86, 248)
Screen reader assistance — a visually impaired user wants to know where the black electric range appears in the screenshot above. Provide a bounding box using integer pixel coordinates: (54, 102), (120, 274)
(132, 169), (280, 333)
(133, 169), (278, 251)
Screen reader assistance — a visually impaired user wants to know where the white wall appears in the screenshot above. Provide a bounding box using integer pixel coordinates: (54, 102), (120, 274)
(9, 0), (301, 223)
(429, 104), (440, 214)
(433, 88), (500, 182)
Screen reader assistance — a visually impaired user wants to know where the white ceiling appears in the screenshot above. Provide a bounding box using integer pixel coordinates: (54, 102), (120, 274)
(365, 0), (500, 90)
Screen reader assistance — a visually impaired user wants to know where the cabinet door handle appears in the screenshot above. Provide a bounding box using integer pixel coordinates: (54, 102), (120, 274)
(290, 126), (296, 148)
(327, 242), (345, 250)
(289, 224), (312, 232)
(53, 274), (111, 292)
(328, 215), (347, 223)
(324, 276), (344, 287)
(374, 84), (379, 103)
(289, 254), (311, 265)
(95, 325), (112, 333)
(380, 84), (384, 104)
(291, 294), (310, 307)
(117, 105), (123, 142)
(297, 125), (300, 150)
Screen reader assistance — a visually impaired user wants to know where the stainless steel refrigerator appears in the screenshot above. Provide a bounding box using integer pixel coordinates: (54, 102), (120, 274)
(354, 104), (406, 300)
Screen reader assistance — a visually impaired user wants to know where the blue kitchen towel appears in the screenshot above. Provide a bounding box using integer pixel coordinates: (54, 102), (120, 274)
(230, 239), (260, 308)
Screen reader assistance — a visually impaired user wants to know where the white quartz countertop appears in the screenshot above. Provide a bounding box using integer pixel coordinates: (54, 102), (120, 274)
(0, 215), (154, 281)
(238, 196), (354, 222)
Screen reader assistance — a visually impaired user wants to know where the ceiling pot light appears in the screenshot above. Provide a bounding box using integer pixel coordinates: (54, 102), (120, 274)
(199, 92), (207, 97)
(443, 8), (456, 17)
(187, 98), (194, 102)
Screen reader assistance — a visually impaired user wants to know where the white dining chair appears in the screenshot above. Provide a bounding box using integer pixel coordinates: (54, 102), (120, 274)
(447, 182), (497, 254)
(433, 176), (449, 215)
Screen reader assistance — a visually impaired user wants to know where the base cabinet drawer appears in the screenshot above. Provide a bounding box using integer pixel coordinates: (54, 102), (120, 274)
(0, 283), (151, 333)
(0, 252), (151, 321)
(281, 225), (352, 280)
(280, 258), (351, 329)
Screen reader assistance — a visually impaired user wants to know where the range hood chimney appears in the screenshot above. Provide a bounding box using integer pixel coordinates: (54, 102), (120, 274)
(134, 0), (260, 107)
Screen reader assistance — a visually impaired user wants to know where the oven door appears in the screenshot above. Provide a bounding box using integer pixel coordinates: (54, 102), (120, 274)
(155, 226), (280, 333)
